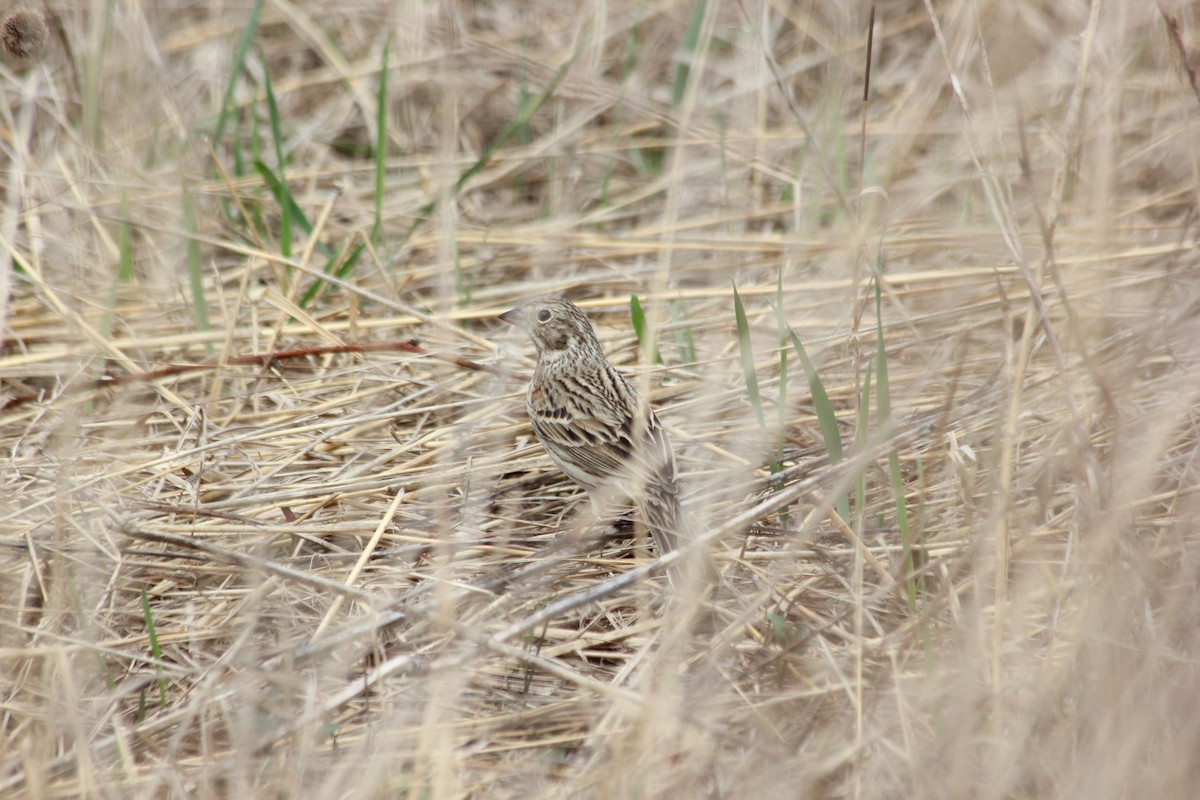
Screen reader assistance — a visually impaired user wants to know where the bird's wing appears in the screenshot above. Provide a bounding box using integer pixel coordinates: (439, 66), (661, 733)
(528, 367), (676, 490)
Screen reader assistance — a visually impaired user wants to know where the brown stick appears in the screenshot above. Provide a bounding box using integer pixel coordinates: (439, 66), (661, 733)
(1, 340), (509, 413)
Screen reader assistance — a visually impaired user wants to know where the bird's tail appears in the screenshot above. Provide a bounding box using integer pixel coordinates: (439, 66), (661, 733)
(638, 481), (721, 589)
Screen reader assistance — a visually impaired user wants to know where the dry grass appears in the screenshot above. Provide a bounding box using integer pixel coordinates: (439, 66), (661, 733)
(2, 0), (1199, 797)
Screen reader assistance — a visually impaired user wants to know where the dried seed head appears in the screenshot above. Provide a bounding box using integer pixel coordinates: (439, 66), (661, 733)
(2, 9), (49, 61)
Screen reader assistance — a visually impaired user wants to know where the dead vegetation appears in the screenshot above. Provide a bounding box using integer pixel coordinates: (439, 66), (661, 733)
(2, 1), (1199, 797)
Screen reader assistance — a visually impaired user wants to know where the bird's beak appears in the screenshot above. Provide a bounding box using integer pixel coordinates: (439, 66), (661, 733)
(499, 307), (522, 325)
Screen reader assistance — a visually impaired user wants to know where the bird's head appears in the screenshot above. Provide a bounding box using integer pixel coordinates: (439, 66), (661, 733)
(499, 297), (602, 359)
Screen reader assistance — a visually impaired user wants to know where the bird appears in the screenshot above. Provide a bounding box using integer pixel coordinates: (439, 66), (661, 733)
(500, 296), (716, 586)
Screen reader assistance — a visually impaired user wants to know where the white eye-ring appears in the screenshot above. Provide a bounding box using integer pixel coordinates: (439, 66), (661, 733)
(536, 309), (552, 323)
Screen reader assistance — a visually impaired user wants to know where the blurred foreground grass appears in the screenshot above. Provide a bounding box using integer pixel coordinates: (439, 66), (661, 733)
(2, 2), (1198, 797)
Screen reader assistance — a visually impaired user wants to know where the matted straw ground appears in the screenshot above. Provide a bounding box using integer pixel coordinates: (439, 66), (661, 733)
(2, 1), (1199, 797)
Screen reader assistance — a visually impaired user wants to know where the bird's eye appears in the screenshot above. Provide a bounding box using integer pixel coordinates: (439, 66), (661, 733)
(536, 309), (552, 323)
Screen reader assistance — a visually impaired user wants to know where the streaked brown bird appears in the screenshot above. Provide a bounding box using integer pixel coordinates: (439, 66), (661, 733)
(500, 296), (715, 585)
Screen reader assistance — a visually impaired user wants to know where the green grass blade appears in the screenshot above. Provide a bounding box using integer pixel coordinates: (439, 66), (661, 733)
(212, 0), (264, 145)
(787, 328), (848, 521)
(775, 271), (787, 436)
(252, 161), (325, 260)
(250, 96), (263, 164)
(875, 283), (891, 422)
(335, 243), (364, 281)
(232, 105), (245, 176)
(855, 358), (872, 523)
(101, 191), (134, 342)
(252, 161), (307, 231)
(81, 2), (112, 147)
(769, 275), (790, 522)
(140, 590), (169, 707)
(452, 236), (472, 305)
(786, 330), (843, 464)
(629, 294), (662, 364)
(767, 611), (805, 648)
(672, 0), (708, 107)
(875, 281), (916, 608)
(889, 448), (914, 606)
(732, 283), (765, 432)
(373, 38), (390, 245)
(670, 297), (698, 368)
(116, 192), (134, 283)
(299, 240), (364, 309)
(263, 66), (291, 259)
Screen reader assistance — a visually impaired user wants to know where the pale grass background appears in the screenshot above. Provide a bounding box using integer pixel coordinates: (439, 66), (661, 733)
(2, 1), (1198, 797)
